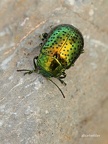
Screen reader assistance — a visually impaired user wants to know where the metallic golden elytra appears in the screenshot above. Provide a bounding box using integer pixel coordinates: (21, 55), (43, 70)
(17, 24), (84, 98)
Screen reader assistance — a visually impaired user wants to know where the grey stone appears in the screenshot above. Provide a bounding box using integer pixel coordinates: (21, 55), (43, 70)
(0, 0), (108, 144)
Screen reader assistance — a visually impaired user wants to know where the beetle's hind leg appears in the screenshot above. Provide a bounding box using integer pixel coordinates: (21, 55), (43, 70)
(59, 72), (66, 79)
(42, 33), (48, 40)
(33, 56), (38, 70)
(39, 25), (53, 41)
(39, 33), (48, 41)
(58, 78), (67, 86)
(57, 72), (67, 85)
(17, 56), (38, 75)
(39, 33), (48, 47)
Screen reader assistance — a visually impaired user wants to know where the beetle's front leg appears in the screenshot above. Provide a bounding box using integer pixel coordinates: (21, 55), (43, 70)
(17, 56), (38, 75)
(58, 78), (67, 86)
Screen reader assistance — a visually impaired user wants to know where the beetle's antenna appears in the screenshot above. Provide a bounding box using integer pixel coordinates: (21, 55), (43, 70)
(48, 78), (65, 98)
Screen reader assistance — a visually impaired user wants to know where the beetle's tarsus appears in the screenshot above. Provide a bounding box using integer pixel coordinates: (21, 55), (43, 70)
(58, 78), (67, 86)
(17, 69), (35, 75)
(24, 70), (34, 75)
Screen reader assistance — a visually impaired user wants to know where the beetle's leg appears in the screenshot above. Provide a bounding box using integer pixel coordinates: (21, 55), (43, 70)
(58, 78), (67, 86)
(39, 43), (43, 47)
(42, 33), (48, 40)
(59, 72), (66, 79)
(39, 33), (48, 41)
(50, 25), (53, 29)
(39, 33), (48, 46)
(33, 56), (38, 70)
(17, 56), (38, 75)
(23, 70), (34, 75)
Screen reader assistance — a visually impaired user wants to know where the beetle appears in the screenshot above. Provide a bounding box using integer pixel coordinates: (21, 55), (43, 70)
(17, 24), (84, 98)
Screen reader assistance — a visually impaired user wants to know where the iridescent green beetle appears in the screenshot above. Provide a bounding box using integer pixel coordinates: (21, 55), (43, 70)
(17, 24), (84, 98)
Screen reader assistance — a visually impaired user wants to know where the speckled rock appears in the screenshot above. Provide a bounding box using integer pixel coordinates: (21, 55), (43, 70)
(0, 0), (108, 144)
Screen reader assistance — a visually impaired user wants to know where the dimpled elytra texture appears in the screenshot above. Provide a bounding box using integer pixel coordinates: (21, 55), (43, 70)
(37, 24), (84, 77)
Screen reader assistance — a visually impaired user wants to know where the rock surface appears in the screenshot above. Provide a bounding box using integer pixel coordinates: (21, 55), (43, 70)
(0, 0), (108, 144)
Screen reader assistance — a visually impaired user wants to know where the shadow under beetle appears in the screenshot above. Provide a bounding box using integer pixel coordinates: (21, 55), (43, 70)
(17, 24), (84, 98)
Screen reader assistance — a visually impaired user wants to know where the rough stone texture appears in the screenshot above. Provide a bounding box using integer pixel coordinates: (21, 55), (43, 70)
(0, 0), (108, 144)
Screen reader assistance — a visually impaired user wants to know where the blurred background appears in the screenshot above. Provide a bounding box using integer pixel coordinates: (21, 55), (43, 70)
(0, 0), (108, 144)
